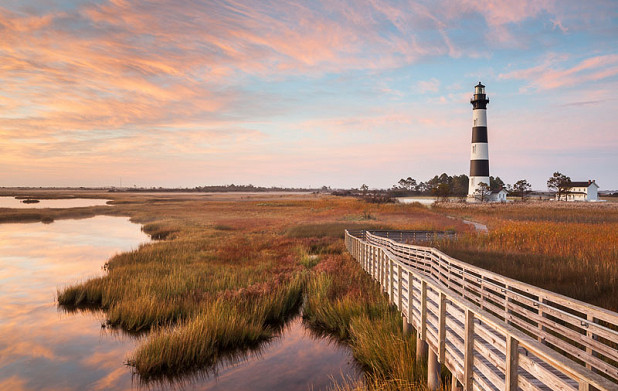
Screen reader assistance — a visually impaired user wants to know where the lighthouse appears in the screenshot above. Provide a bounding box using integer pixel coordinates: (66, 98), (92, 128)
(468, 82), (490, 199)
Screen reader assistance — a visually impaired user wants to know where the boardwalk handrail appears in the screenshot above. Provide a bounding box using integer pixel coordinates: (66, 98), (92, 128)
(345, 230), (618, 391)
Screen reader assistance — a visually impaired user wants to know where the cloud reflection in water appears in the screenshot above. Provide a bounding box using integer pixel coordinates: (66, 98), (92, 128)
(0, 216), (360, 390)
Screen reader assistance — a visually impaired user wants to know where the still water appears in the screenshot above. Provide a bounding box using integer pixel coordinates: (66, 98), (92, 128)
(0, 216), (359, 390)
(0, 197), (110, 209)
(396, 197), (436, 206)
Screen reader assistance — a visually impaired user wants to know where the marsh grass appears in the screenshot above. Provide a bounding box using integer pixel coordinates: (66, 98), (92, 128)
(17, 191), (609, 388)
(130, 273), (305, 379)
(287, 223), (394, 239)
(434, 203), (618, 311)
(51, 194), (464, 386)
(0, 207), (108, 224)
(303, 246), (434, 389)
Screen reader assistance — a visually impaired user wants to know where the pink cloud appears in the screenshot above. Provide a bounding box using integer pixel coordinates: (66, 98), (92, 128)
(500, 54), (618, 90)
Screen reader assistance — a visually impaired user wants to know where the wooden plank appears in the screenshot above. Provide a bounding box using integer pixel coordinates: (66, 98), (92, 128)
(540, 306), (617, 351)
(446, 316), (465, 341)
(473, 337), (506, 374)
(418, 239), (617, 324)
(474, 353), (505, 390)
(534, 325), (618, 382)
(517, 372), (542, 391)
(348, 232), (618, 391)
(475, 320), (506, 352)
(507, 307), (618, 375)
(446, 327), (465, 355)
(470, 368), (499, 391)
(426, 321), (439, 349)
(518, 353), (576, 391)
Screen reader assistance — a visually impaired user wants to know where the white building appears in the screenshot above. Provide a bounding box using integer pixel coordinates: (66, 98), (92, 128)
(489, 188), (508, 202)
(556, 180), (599, 201)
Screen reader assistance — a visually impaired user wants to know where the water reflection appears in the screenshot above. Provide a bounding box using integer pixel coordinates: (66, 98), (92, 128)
(0, 216), (150, 391)
(199, 316), (360, 391)
(396, 197), (436, 206)
(0, 197), (110, 209)
(144, 316), (360, 391)
(0, 216), (361, 390)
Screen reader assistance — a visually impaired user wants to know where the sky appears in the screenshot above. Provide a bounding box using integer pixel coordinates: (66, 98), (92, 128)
(0, 0), (617, 190)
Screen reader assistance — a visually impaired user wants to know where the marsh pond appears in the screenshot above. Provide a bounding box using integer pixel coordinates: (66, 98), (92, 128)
(0, 214), (359, 390)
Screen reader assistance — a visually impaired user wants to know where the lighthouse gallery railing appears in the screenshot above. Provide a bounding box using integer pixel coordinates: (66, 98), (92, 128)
(345, 230), (618, 391)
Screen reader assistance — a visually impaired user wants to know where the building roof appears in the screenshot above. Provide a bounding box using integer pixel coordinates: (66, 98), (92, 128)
(570, 181), (599, 188)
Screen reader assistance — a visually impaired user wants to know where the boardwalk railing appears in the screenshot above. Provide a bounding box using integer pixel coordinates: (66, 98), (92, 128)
(345, 230), (618, 391)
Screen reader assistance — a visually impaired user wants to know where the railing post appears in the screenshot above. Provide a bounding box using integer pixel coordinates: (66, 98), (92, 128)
(373, 247), (377, 283)
(407, 270), (414, 323)
(365, 243), (368, 273)
(378, 249), (383, 288)
(505, 336), (518, 391)
(397, 264), (403, 311)
(586, 313), (596, 370)
(451, 376), (463, 391)
(417, 281), (428, 361)
(428, 348), (441, 390)
(380, 253), (388, 294)
(504, 284), (509, 324)
(463, 309), (474, 391)
(389, 258), (395, 304)
(369, 245), (376, 280)
(438, 292), (446, 363)
(382, 252), (387, 294)
(403, 315), (412, 335)
(370, 245), (374, 278)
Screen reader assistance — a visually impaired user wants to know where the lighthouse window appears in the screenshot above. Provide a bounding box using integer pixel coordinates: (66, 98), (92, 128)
(472, 145), (476, 154)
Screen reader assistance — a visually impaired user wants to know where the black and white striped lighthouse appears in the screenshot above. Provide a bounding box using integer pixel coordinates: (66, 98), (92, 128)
(468, 82), (490, 198)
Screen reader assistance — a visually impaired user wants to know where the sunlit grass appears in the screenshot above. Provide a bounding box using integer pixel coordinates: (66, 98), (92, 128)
(9, 191), (612, 388)
(130, 273), (305, 379)
(434, 203), (618, 311)
(51, 194), (461, 383)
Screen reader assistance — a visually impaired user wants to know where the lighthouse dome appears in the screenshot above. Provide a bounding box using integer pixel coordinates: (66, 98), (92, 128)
(475, 82), (485, 95)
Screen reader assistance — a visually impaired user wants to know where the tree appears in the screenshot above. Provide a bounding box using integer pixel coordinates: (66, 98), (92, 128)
(432, 183), (451, 202)
(451, 174), (469, 198)
(547, 172), (572, 201)
(397, 177), (417, 192)
(490, 176), (505, 192)
(474, 182), (492, 202)
(360, 184), (369, 197)
(416, 181), (429, 194)
(511, 179), (532, 201)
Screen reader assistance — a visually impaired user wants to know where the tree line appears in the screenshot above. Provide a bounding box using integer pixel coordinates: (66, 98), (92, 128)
(390, 173), (507, 198)
(388, 172), (584, 202)
(388, 173), (536, 201)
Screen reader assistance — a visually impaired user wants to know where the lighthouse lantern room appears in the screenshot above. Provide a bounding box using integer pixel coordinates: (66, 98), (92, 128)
(468, 82), (490, 199)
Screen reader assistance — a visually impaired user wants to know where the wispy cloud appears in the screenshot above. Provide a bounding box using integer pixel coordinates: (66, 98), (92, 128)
(500, 53), (618, 90)
(0, 0), (616, 187)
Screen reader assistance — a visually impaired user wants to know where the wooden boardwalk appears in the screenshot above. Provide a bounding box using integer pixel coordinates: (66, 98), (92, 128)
(345, 230), (618, 391)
